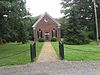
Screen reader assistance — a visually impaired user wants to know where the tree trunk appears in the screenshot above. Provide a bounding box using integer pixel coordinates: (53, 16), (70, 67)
(0, 37), (3, 45)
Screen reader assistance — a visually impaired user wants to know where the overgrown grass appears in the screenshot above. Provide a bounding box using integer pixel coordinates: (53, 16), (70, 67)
(52, 41), (100, 61)
(0, 41), (43, 67)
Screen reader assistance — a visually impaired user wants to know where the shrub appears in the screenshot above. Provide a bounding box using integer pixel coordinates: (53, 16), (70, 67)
(64, 32), (90, 45)
(51, 38), (57, 42)
(38, 38), (44, 42)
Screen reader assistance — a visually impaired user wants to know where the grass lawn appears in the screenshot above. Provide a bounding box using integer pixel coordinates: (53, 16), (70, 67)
(52, 42), (59, 58)
(0, 41), (43, 67)
(36, 42), (43, 60)
(52, 41), (100, 61)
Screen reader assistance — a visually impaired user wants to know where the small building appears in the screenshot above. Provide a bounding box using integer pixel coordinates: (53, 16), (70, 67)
(32, 12), (61, 41)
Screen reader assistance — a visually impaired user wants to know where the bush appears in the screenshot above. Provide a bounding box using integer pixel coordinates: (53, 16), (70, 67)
(38, 38), (44, 42)
(64, 31), (90, 45)
(51, 38), (57, 42)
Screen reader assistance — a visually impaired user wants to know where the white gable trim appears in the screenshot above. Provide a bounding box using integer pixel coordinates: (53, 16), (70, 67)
(32, 12), (61, 28)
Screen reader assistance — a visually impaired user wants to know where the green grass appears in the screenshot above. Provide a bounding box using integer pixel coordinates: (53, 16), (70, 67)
(52, 41), (100, 61)
(36, 42), (43, 59)
(0, 41), (43, 67)
(52, 42), (59, 58)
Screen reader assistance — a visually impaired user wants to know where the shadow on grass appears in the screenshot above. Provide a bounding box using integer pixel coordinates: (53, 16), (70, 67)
(65, 47), (100, 53)
(0, 50), (29, 60)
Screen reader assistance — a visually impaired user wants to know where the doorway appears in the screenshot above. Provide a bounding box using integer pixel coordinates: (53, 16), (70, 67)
(45, 32), (49, 41)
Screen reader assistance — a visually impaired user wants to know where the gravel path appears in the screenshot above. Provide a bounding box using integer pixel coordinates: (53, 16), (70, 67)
(36, 42), (58, 63)
(0, 61), (100, 75)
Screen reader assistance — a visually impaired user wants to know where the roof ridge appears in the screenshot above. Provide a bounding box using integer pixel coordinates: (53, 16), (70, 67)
(32, 12), (61, 28)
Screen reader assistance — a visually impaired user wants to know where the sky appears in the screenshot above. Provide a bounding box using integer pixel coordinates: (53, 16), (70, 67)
(26, 0), (63, 18)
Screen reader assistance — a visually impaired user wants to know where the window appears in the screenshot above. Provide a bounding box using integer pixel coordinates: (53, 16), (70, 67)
(52, 28), (57, 38)
(37, 29), (42, 39)
(44, 18), (48, 23)
(44, 19), (47, 23)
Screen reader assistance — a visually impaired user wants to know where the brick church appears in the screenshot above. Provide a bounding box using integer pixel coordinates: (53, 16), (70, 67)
(32, 12), (61, 41)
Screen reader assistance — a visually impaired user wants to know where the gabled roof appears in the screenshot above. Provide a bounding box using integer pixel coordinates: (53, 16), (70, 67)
(32, 12), (61, 28)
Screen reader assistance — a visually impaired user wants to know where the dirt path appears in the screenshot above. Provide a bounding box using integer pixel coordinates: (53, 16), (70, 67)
(36, 42), (58, 63)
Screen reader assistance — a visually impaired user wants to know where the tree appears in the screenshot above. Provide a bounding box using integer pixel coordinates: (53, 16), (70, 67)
(61, 0), (91, 44)
(0, 1), (11, 44)
(0, 0), (30, 44)
(58, 17), (68, 38)
(26, 16), (39, 40)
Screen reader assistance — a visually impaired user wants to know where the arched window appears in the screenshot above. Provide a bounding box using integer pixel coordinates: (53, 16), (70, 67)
(52, 28), (57, 38)
(37, 29), (42, 39)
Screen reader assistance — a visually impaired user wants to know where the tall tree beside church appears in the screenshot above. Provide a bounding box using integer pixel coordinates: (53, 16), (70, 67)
(0, 0), (30, 44)
(62, 0), (100, 44)
(0, 1), (11, 44)
(13, 0), (29, 44)
(61, 0), (92, 44)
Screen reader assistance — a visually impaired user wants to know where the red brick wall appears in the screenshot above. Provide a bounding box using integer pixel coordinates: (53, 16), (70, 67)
(34, 15), (61, 41)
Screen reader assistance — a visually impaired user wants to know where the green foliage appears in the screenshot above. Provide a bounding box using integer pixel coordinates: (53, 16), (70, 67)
(0, 0), (30, 44)
(51, 38), (57, 42)
(38, 38), (44, 42)
(27, 16), (39, 40)
(59, 17), (68, 38)
(61, 0), (100, 44)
